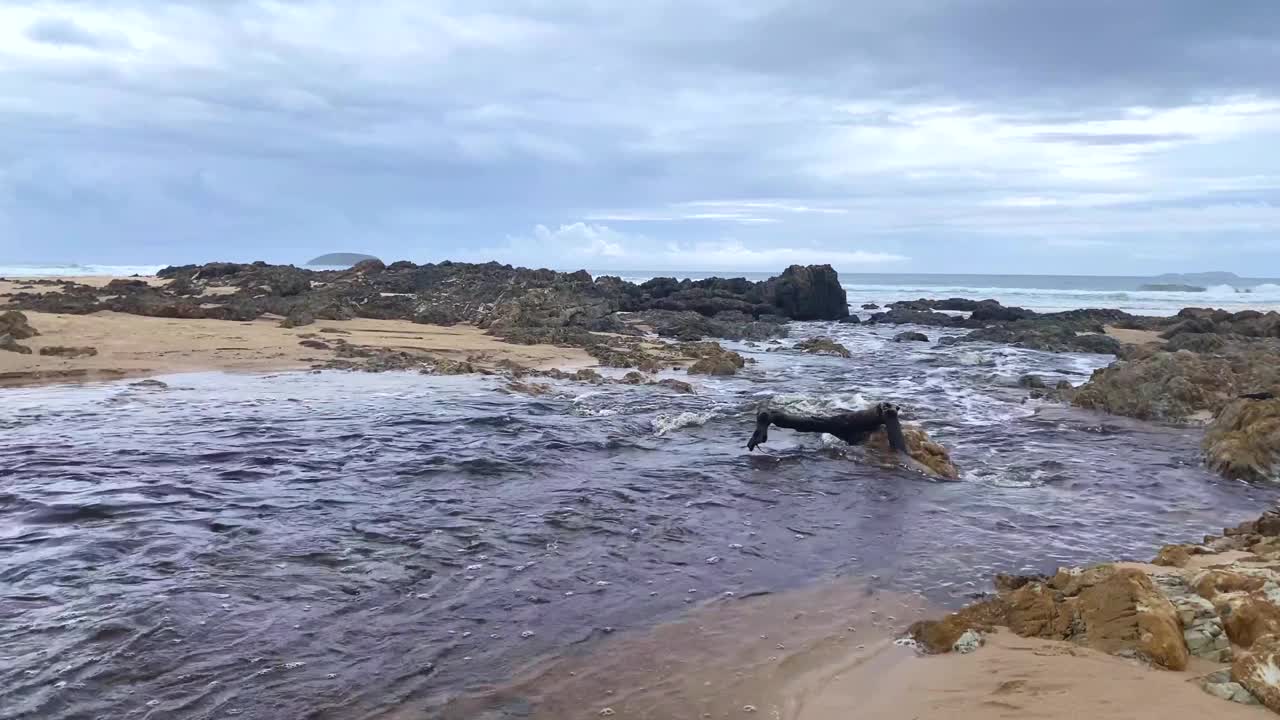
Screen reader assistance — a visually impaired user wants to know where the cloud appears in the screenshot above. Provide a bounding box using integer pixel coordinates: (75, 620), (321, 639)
(23, 16), (129, 50)
(0, 1), (1278, 275)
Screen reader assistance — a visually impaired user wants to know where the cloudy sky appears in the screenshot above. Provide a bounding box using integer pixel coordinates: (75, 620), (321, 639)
(1, 0), (1278, 274)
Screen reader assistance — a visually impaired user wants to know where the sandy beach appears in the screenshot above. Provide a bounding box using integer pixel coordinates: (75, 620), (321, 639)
(0, 277), (594, 387)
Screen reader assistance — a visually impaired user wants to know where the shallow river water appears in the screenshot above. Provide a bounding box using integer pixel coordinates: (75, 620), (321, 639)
(2, 320), (1277, 719)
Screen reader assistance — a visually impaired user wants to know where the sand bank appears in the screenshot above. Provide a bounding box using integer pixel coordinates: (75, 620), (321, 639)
(0, 308), (593, 388)
(422, 574), (1256, 720)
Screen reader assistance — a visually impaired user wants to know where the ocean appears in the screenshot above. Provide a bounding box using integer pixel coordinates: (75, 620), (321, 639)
(5, 263), (1280, 316)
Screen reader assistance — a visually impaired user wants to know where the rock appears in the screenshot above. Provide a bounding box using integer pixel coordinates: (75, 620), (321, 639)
(689, 357), (741, 376)
(893, 331), (929, 343)
(765, 264), (850, 321)
(861, 303), (879, 310)
(1203, 398), (1280, 482)
(506, 381), (552, 396)
(1153, 544), (1193, 568)
(1019, 374), (1047, 389)
(869, 308), (968, 328)
(1193, 570), (1266, 600)
(866, 424), (960, 480)
(654, 378), (695, 394)
(1073, 568), (1189, 670)
(1202, 670), (1260, 705)
(0, 334), (32, 354)
(0, 310), (39, 339)
(1233, 634), (1280, 712)
(1216, 593), (1280, 649)
(955, 325), (1122, 355)
(907, 599), (1004, 654)
(951, 629), (983, 654)
(38, 346), (98, 358)
(299, 340), (332, 350)
(280, 310), (316, 329)
(1071, 350), (1243, 422)
(794, 337), (852, 358)
(351, 258), (387, 274)
(620, 371), (646, 385)
(1167, 332), (1228, 354)
(970, 300), (1035, 323)
(682, 343), (747, 377)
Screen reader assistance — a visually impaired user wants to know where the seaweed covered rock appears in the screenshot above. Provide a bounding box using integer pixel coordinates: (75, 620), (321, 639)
(1204, 398), (1280, 482)
(0, 310), (39, 340)
(1071, 350), (1238, 422)
(795, 337), (852, 358)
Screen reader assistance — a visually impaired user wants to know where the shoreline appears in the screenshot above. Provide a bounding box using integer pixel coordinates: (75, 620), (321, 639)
(1, 275), (597, 388)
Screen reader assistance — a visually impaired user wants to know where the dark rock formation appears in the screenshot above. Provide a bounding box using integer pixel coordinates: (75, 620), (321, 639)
(764, 264), (849, 321)
(893, 331), (929, 343)
(1204, 397), (1280, 482)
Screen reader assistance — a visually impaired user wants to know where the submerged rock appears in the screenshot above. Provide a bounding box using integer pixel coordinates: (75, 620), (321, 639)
(893, 331), (929, 343)
(795, 337), (852, 358)
(683, 343), (747, 376)
(866, 424), (960, 480)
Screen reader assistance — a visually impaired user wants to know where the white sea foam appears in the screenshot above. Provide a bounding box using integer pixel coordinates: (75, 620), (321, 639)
(0, 263), (168, 278)
(652, 410), (718, 436)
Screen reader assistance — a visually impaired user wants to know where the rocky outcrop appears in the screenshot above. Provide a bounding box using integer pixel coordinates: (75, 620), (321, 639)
(795, 337), (852, 358)
(893, 331), (929, 343)
(943, 325), (1122, 355)
(0, 310), (39, 339)
(1069, 343), (1280, 425)
(684, 343), (748, 376)
(909, 565), (1188, 670)
(1204, 397), (1280, 482)
(909, 508), (1280, 713)
(764, 264), (849, 321)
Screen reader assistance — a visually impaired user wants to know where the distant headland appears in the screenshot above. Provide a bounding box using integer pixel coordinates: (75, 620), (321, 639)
(306, 253), (381, 267)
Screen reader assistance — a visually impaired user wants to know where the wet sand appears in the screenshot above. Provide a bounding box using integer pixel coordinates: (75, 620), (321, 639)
(0, 297), (594, 388)
(428, 577), (1265, 720)
(1104, 325), (1164, 345)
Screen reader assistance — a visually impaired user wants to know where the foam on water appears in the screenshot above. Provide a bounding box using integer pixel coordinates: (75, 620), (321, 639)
(0, 263), (168, 278)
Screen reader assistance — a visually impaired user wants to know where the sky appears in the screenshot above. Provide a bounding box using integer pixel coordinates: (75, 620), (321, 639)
(1, 0), (1279, 275)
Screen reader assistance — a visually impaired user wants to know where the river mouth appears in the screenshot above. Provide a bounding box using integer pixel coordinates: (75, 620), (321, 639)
(3, 321), (1278, 720)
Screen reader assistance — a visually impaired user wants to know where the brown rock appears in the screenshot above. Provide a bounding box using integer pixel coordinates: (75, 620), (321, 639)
(1076, 568), (1189, 670)
(1233, 634), (1280, 712)
(1049, 564), (1118, 596)
(1004, 583), (1077, 640)
(620, 371), (645, 385)
(299, 340), (331, 350)
(908, 599), (1004, 654)
(1153, 544), (1193, 568)
(1217, 593), (1280, 649)
(1194, 570), (1267, 600)
(866, 424), (960, 480)
(506, 381), (552, 396)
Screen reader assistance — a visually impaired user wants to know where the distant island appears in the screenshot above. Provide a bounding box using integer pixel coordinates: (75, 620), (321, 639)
(306, 253), (381, 267)
(1149, 271), (1240, 284)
